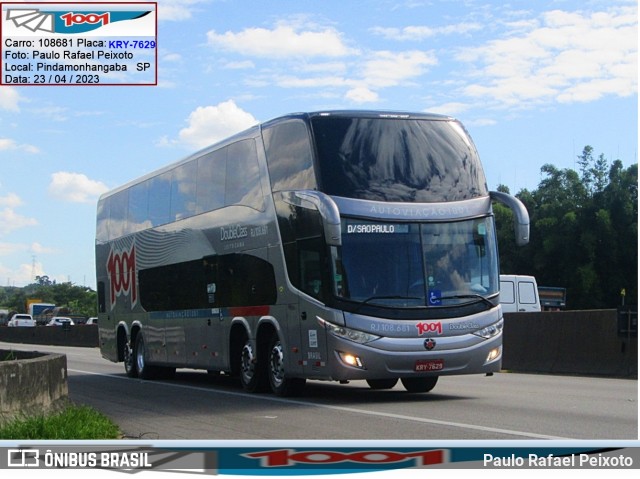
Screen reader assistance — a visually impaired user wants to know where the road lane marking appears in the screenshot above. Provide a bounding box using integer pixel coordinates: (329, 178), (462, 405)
(68, 368), (570, 440)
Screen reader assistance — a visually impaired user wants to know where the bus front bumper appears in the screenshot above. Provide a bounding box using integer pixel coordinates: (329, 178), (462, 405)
(325, 330), (503, 382)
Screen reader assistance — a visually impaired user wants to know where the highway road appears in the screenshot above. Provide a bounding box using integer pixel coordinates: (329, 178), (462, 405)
(2, 342), (637, 440)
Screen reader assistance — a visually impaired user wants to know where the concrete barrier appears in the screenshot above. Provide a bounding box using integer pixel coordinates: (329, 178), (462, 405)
(0, 310), (636, 378)
(503, 310), (637, 378)
(0, 349), (68, 425)
(0, 325), (99, 348)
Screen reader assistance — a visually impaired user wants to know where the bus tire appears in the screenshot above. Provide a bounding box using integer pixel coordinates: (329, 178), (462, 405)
(122, 338), (137, 378)
(366, 378), (398, 390)
(401, 376), (438, 393)
(134, 333), (156, 380)
(267, 334), (306, 397)
(239, 338), (268, 393)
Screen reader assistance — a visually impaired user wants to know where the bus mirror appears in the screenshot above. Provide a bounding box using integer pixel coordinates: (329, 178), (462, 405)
(490, 191), (530, 246)
(285, 190), (342, 246)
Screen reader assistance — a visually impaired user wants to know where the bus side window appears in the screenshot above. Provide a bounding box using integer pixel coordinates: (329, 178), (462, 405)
(226, 140), (264, 210)
(171, 161), (197, 221)
(196, 149), (226, 214)
(109, 189), (128, 239)
(217, 254), (277, 307)
(148, 172), (171, 227)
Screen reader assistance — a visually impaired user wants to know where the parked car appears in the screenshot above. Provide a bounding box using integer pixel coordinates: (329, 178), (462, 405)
(46, 317), (75, 327)
(7, 313), (36, 327)
(85, 317), (98, 325)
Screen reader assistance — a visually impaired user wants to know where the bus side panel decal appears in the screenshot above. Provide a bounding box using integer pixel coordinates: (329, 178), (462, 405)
(107, 243), (137, 310)
(228, 305), (270, 317)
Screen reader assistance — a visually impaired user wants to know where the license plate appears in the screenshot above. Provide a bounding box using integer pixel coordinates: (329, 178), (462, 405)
(415, 359), (444, 372)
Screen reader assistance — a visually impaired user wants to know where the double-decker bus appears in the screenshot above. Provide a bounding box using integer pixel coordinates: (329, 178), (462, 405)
(96, 110), (529, 396)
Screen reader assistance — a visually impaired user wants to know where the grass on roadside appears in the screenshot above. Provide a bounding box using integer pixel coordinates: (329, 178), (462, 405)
(0, 403), (121, 439)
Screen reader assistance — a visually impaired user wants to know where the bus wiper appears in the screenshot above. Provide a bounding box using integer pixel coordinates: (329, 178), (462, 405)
(438, 294), (495, 308)
(354, 295), (422, 312)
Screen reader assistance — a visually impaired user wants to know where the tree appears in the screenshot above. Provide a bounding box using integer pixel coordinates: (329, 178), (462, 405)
(0, 282), (97, 317)
(497, 149), (637, 309)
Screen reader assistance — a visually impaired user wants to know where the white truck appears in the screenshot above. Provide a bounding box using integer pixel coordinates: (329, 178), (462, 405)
(7, 313), (36, 327)
(499, 275), (541, 313)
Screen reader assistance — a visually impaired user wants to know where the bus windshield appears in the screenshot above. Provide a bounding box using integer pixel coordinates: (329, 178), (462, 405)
(333, 217), (499, 309)
(311, 116), (488, 202)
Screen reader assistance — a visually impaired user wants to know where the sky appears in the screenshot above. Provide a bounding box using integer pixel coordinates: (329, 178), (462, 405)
(0, 0), (637, 290)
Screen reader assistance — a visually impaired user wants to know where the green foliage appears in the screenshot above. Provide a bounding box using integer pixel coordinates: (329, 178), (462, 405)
(0, 282), (97, 317)
(495, 147), (637, 309)
(0, 404), (120, 439)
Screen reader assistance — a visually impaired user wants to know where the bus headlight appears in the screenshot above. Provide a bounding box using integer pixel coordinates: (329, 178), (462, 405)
(318, 317), (380, 344)
(473, 318), (504, 339)
(338, 351), (365, 369)
(486, 346), (502, 362)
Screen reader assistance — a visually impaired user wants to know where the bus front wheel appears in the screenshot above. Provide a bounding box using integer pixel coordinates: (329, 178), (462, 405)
(401, 376), (438, 393)
(366, 378), (398, 390)
(268, 334), (305, 397)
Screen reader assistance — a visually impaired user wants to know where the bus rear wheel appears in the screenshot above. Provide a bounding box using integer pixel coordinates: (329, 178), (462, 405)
(134, 334), (153, 380)
(401, 376), (438, 393)
(122, 339), (136, 378)
(239, 338), (268, 392)
(268, 334), (306, 397)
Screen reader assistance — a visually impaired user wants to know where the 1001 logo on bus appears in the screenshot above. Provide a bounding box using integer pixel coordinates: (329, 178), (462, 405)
(107, 245), (137, 309)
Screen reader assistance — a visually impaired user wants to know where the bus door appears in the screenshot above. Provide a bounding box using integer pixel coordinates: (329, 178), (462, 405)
(295, 243), (330, 378)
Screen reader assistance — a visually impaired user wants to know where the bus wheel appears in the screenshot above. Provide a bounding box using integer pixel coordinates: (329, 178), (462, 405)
(366, 378), (398, 390)
(123, 339), (137, 378)
(134, 334), (154, 380)
(239, 339), (267, 392)
(267, 334), (306, 397)
(401, 376), (438, 393)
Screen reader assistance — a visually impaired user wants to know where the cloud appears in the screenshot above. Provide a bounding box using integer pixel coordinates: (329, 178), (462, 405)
(205, 16), (442, 105)
(48, 172), (109, 203)
(345, 86), (380, 103)
(30, 242), (56, 255)
(456, 6), (638, 108)
(207, 21), (356, 58)
(0, 193), (22, 208)
(425, 102), (470, 116)
(362, 50), (438, 88)
(0, 138), (39, 153)
(177, 100), (258, 149)
(0, 242), (28, 256)
(370, 22), (483, 41)
(0, 87), (21, 111)
(0, 241), (51, 257)
(147, 0), (209, 21)
(273, 49), (437, 103)
(0, 194), (37, 235)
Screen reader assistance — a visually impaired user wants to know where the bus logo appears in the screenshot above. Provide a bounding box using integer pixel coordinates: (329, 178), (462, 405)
(416, 321), (442, 335)
(107, 244), (137, 309)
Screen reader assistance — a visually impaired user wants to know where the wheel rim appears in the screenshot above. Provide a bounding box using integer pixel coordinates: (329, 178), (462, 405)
(123, 342), (134, 375)
(135, 337), (145, 373)
(269, 341), (285, 389)
(240, 342), (256, 385)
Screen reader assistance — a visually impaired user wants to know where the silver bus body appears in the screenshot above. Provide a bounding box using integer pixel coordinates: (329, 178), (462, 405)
(95, 110), (529, 395)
